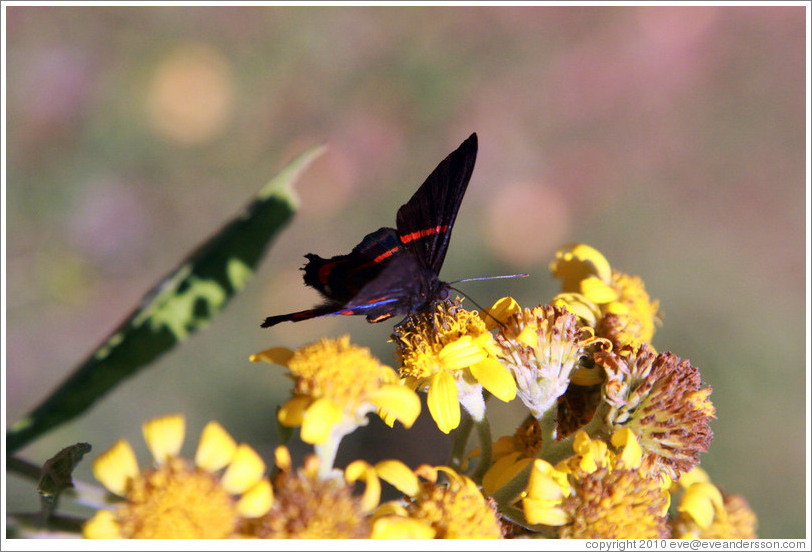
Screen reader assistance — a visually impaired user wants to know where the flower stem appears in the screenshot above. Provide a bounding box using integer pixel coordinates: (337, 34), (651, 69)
(491, 460), (532, 506)
(314, 433), (341, 479)
(537, 403), (558, 457)
(448, 411), (474, 471)
(7, 456), (41, 481)
(472, 416), (493, 482)
(497, 504), (557, 537)
(492, 399), (609, 506)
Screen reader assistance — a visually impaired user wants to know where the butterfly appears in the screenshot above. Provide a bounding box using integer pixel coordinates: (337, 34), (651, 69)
(261, 133), (478, 328)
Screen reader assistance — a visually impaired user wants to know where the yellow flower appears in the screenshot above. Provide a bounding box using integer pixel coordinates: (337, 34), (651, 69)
(251, 336), (420, 445)
(523, 430), (670, 538)
(550, 243), (660, 349)
(242, 446), (396, 538)
(549, 243), (613, 294)
(374, 464), (504, 538)
(523, 458), (573, 526)
(670, 468), (758, 538)
(480, 418), (541, 496)
(393, 299), (516, 433)
(595, 345), (715, 481)
(495, 304), (606, 418)
(83, 414), (271, 539)
(478, 295), (521, 330)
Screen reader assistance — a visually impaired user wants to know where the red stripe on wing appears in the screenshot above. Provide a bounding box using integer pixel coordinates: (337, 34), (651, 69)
(373, 247), (399, 263)
(317, 261), (337, 284)
(315, 245), (399, 285)
(399, 225), (449, 244)
(336, 246), (401, 277)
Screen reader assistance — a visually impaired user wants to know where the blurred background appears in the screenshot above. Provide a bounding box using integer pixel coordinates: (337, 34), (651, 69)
(4, 6), (807, 538)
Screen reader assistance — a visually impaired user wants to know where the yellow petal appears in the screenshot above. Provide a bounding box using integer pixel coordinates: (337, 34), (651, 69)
(220, 443), (265, 494)
(142, 414), (185, 464)
(435, 466), (468, 488)
(523, 497), (570, 526)
(480, 296), (521, 330)
(277, 396), (310, 427)
(678, 467), (711, 490)
(438, 336), (487, 371)
(572, 431), (608, 472)
(577, 441), (607, 473)
(572, 243), (612, 281)
(469, 357), (516, 402)
(92, 439), (139, 496)
(527, 461), (568, 502)
(249, 346), (294, 366)
(516, 324), (538, 348)
(371, 385), (421, 428)
(687, 388), (716, 417)
(612, 428), (642, 469)
(482, 453), (531, 496)
(378, 408), (397, 428)
(489, 438), (510, 458)
(550, 243), (612, 291)
(557, 243), (612, 280)
(345, 460), (381, 513)
(427, 371), (460, 434)
(82, 510), (123, 539)
(374, 460), (419, 497)
(552, 293), (599, 326)
(414, 464), (439, 483)
(603, 300), (630, 316)
(580, 275), (619, 304)
(300, 397), (342, 444)
(572, 430), (593, 455)
(373, 502), (409, 517)
(371, 516), (436, 539)
(274, 446), (292, 471)
(679, 482), (725, 530)
(195, 421), (237, 472)
(236, 479), (273, 518)
(379, 365), (400, 384)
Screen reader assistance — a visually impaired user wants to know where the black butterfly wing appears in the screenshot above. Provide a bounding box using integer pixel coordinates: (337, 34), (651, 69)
(344, 254), (433, 322)
(261, 305), (349, 328)
(261, 254), (422, 328)
(261, 134), (476, 329)
(395, 133), (477, 274)
(302, 227), (403, 304)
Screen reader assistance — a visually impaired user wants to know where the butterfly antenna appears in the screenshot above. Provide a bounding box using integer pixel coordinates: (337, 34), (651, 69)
(450, 273), (528, 284)
(448, 286), (508, 329)
(448, 273), (528, 328)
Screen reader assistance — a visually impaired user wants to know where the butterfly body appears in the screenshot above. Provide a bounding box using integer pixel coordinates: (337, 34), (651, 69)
(261, 133), (477, 328)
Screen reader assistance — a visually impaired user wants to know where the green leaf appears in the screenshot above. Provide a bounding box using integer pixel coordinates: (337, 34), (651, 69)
(7, 145), (324, 454)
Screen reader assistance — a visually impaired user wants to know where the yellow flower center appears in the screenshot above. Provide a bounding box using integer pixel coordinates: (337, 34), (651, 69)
(406, 478), (503, 538)
(394, 300), (496, 382)
(116, 457), (237, 538)
(597, 347), (714, 481)
(499, 305), (590, 375)
(242, 463), (371, 538)
(287, 335), (395, 408)
(560, 466), (669, 539)
(599, 271), (660, 349)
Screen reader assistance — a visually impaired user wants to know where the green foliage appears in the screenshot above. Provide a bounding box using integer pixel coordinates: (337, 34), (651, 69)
(6, 146), (323, 454)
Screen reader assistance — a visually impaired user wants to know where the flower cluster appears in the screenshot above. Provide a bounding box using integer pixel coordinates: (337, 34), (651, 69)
(522, 429), (671, 538)
(83, 415), (271, 538)
(393, 299), (516, 433)
(75, 244), (755, 539)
